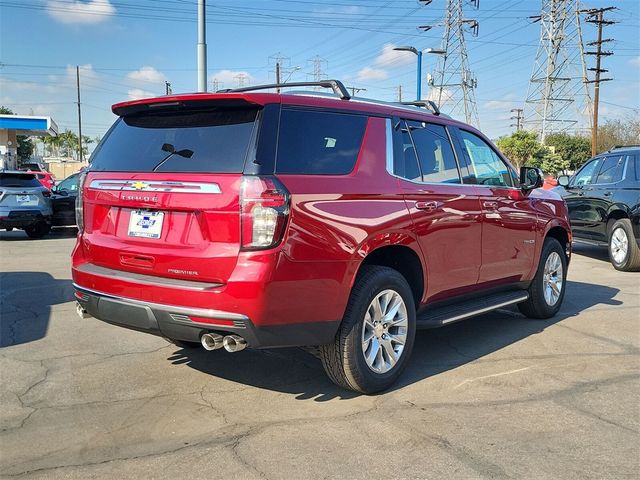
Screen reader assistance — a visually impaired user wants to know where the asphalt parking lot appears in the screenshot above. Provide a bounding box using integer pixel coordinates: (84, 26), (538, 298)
(0, 228), (638, 479)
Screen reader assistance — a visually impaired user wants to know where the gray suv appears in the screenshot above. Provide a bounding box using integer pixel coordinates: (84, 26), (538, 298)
(0, 171), (53, 238)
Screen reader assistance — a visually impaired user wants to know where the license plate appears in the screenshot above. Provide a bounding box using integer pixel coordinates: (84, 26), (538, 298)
(16, 195), (31, 203)
(128, 210), (164, 239)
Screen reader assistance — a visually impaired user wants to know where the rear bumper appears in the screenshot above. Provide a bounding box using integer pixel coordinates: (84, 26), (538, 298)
(73, 283), (340, 349)
(0, 210), (51, 229)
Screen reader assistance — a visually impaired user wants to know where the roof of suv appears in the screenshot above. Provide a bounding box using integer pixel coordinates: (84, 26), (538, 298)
(605, 145), (640, 154)
(111, 79), (473, 131)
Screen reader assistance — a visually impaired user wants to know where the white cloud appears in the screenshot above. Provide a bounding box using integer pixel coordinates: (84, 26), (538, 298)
(127, 89), (154, 101)
(66, 64), (98, 82)
(374, 44), (416, 68)
(629, 56), (640, 67)
(46, 0), (116, 24)
(356, 67), (388, 82)
(483, 94), (518, 112)
(127, 66), (167, 85)
(208, 70), (253, 88)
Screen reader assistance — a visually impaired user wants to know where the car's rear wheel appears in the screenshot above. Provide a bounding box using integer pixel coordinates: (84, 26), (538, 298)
(24, 222), (51, 239)
(608, 218), (640, 272)
(518, 237), (567, 319)
(319, 265), (416, 394)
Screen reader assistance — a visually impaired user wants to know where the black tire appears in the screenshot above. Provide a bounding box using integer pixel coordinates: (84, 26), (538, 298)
(607, 218), (640, 272)
(319, 265), (416, 394)
(518, 237), (567, 319)
(24, 222), (51, 239)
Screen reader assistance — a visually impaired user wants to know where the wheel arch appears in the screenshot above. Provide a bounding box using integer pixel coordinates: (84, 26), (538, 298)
(351, 239), (425, 308)
(543, 221), (571, 265)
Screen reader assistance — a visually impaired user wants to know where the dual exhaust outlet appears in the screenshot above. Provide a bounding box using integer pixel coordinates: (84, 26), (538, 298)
(201, 333), (247, 353)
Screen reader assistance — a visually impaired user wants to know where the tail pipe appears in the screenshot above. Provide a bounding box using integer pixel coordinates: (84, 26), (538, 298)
(223, 334), (247, 353)
(200, 333), (224, 351)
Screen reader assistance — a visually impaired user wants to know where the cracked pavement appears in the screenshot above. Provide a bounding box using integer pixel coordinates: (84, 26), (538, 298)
(0, 229), (638, 479)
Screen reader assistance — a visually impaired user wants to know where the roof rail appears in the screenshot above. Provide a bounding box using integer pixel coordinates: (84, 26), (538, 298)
(608, 144), (640, 151)
(397, 100), (441, 116)
(218, 80), (351, 100)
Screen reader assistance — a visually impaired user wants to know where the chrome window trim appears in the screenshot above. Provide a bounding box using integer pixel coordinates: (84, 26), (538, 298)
(385, 118), (394, 175)
(88, 179), (222, 194)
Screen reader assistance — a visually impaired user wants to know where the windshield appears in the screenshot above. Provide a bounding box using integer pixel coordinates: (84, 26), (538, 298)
(90, 108), (259, 173)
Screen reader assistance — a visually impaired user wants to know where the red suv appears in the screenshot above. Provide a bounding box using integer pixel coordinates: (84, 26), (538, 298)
(72, 81), (571, 393)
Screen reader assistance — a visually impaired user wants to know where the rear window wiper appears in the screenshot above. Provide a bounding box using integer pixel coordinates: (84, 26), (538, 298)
(152, 143), (194, 172)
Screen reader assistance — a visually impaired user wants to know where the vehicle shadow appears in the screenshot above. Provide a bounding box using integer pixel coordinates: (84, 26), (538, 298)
(0, 227), (78, 241)
(0, 272), (73, 347)
(167, 279), (622, 400)
(571, 242), (610, 263)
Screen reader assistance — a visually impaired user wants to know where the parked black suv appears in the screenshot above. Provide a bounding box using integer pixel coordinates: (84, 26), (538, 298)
(558, 145), (640, 271)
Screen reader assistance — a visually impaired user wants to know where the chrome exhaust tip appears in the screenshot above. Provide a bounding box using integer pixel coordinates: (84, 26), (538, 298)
(201, 333), (224, 351)
(223, 335), (247, 352)
(76, 302), (91, 319)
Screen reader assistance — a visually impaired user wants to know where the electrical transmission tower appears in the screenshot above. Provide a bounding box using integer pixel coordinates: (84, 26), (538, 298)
(307, 55), (328, 88)
(525, 0), (592, 143)
(423, 0), (480, 127)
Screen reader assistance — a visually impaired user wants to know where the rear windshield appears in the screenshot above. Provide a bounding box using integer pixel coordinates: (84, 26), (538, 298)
(0, 173), (41, 187)
(90, 108), (259, 173)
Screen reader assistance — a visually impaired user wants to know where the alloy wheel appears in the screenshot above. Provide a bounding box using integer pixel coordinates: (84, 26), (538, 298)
(543, 251), (563, 306)
(361, 289), (408, 374)
(610, 227), (629, 265)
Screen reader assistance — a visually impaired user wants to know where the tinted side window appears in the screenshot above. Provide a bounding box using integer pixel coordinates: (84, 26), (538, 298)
(595, 155), (625, 184)
(406, 121), (460, 184)
(276, 110), (367, 175)
(459, 130), (512, 187)
(393, 121), (421, 182)
(571, 158), (601, 187)
(58, 174), (79, 192)
(90, 108), (259, 173)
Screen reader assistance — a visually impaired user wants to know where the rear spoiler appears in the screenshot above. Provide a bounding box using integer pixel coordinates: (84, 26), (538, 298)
(112, 95), (264, 117)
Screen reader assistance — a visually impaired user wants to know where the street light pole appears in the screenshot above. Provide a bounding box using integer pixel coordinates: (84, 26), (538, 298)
(416, 50), (423, 100)
(197, 0), (207, 92)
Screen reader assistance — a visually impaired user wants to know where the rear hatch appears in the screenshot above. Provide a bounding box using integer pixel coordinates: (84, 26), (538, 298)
(0, 173), (49, 212)
(81, 103), (261, 284)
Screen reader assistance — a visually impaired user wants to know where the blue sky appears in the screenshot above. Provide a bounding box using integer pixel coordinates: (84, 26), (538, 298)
(1, 0), (638, 145)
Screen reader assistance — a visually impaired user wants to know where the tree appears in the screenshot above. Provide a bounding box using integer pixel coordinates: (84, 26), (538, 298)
(544, 132), (591, 171)
(495, 130), (547, 169)
(541, 152), (569, 176)
(597, 117), (640, 154)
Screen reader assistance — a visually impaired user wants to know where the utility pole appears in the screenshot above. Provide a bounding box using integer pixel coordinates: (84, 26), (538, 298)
(76, 66), (83, 163)
(348, 87), (366, 97)
(510, 108), (524, 131)
(581, 6), (615, 156)
(165, 81), (172, 95)
(276, 62), (281, 93)
(397, 85), (402, 102)
(525, 0), (592, 143)
(197, 0), (207, 92)
(422, 0), (480, 126)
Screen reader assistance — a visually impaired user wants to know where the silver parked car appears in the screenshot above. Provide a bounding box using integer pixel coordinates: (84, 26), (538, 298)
(0, 171), (53, 238)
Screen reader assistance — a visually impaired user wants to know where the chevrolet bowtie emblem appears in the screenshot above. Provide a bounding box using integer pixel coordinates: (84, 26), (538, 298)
(131, 181), (148, 190)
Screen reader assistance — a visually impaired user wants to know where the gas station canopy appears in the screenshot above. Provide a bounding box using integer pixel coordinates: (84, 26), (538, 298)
(0, 114), (59, 137)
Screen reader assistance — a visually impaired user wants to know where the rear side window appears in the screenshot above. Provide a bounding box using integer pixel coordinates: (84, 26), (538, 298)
(90, 108), (259, 172)
(276, 109), (367, 175)
(0, 174), (41, 187)
(595, 155), (625, 184)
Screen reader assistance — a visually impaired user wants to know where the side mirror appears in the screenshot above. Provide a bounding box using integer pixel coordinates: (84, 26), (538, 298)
(557, 175), (570, 187)
(519, 167), (544, 192)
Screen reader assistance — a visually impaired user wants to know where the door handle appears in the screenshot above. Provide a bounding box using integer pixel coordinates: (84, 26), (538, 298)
(415, 201), (439, 212)
(482, 201), (499, 210)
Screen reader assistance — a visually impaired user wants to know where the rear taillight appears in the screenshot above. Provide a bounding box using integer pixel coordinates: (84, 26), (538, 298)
(76, 172), (87, 232)
(240, 176), (289, 250)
